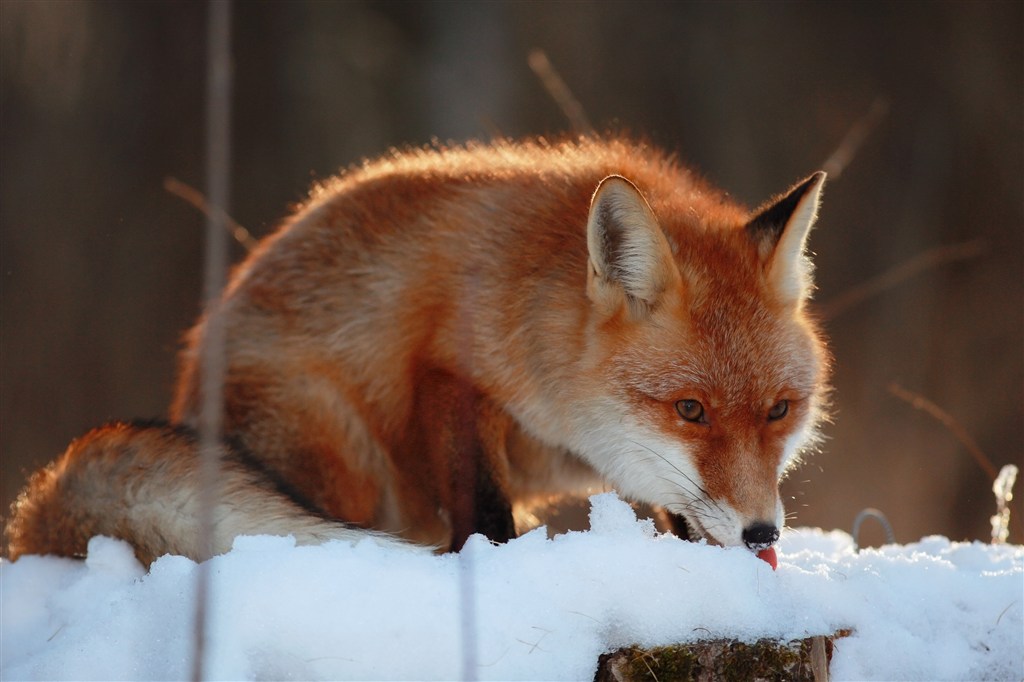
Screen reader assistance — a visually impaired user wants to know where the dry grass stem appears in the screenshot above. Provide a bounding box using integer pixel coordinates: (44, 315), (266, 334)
(817, 239), (987, 321)
(165, 176), (257, 252)
(821, 97), (889, 180)
(887, 382), (998, 480)
(528, 48), (593, 135)
(192, 1), (233, 680)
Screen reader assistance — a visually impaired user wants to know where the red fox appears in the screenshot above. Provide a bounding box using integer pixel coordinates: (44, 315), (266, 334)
(6, 137), (829, 566)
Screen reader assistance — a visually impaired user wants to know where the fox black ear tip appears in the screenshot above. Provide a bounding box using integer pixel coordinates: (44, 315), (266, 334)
(807, 171), (826, 187)
(794, 171), (826, 198)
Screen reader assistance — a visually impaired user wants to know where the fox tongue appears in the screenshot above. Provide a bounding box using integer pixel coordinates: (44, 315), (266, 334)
(756, 547), (778, 570)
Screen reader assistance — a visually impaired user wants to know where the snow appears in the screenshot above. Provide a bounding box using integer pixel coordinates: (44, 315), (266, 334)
(3, 493), (1022, 681)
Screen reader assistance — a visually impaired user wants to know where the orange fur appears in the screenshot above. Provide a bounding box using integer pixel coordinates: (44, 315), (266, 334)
(7, 136), (829, 563)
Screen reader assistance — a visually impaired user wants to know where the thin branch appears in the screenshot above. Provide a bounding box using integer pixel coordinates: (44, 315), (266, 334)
(887, 382), (998, 481)
(816, 239), (987, 321)
(192, 1), (232, 681)
(527, 48), (593, 135)
(821, 97), (889, 180)
(165, 176), (257, 252)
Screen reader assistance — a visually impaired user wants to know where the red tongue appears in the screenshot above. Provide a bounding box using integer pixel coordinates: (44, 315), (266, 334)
(756, 547), (778, 570)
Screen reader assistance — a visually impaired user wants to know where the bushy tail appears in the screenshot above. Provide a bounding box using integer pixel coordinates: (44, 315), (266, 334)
(5, 421), (382, 565)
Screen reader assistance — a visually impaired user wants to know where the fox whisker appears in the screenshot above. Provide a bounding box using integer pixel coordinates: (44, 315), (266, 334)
(627, 439), (726, 516)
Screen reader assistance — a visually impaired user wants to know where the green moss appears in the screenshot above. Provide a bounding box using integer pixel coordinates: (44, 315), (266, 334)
(607, 636), (832, 682)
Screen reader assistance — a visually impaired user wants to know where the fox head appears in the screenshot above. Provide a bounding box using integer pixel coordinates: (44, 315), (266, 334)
(576, 171), (829, 551)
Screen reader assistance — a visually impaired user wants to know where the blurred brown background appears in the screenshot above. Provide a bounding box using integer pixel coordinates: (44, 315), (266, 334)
(2, 1), (1021, 551)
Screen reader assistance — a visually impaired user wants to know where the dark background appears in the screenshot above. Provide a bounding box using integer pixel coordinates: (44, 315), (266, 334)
(2, 1), (1021, 552)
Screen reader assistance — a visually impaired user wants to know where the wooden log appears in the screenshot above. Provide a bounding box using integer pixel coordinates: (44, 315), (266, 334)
(595, 631), (851, 682)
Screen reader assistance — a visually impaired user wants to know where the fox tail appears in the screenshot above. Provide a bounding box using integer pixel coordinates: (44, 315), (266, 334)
(5, 421), (393, 565)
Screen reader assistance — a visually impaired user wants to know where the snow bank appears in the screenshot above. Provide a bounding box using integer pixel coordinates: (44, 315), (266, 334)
(3, 493), (1022, 680)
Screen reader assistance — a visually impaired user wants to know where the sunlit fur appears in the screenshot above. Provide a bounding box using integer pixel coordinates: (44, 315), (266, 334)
(6, 137), (829, 563)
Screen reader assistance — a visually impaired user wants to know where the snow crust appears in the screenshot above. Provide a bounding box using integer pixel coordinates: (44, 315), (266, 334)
(3, 493), (1022, 680)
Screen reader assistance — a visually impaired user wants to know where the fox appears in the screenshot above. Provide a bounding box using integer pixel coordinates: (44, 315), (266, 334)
(6, 136), (829, 567)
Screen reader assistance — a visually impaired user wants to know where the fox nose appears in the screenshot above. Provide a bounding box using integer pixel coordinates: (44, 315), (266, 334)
(742, 522), (779, 551)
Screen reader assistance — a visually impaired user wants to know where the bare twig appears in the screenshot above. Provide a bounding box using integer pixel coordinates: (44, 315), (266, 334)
(887, 382), (998, 481)
(192, 1), (233, 681)
(851, 507), (896, 549)
(887, 383), (1023, 543)
(816, 240), (987, 321)
(165, 176), (257, 252)
(527, 48), (593, 135)
(821, 97), (889, 180)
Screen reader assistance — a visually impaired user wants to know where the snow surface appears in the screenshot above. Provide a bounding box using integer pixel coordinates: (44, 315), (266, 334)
(3, 493), (1022, 681)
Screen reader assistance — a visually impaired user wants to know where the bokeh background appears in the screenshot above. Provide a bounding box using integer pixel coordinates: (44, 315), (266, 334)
(3, 1), (1021, 552)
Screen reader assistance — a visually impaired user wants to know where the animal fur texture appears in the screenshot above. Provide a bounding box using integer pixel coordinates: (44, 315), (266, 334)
(7, 137), (830, 565)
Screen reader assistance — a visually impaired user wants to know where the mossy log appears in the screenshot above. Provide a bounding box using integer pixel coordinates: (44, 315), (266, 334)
(595, 632), (850, 682)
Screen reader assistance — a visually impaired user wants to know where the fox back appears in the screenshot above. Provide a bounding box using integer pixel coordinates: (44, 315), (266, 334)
(7, 137), (829, 563)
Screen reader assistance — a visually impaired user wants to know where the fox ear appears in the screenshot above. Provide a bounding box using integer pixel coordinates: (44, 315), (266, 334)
(586, 175), (678, 318)
(746, 171), (826, 306)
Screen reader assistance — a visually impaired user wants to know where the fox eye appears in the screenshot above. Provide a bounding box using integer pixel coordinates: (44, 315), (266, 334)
(675, 399), (705, 423)
(768, 400), (789, 421)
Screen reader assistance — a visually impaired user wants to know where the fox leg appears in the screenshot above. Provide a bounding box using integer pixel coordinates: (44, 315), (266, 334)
(449, 397), (517, 550)
(408, 368), (516, 552)
(663, 510), (693, 541)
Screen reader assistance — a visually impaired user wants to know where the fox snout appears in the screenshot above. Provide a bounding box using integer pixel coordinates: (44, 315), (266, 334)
(741, 522), (780, 551)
